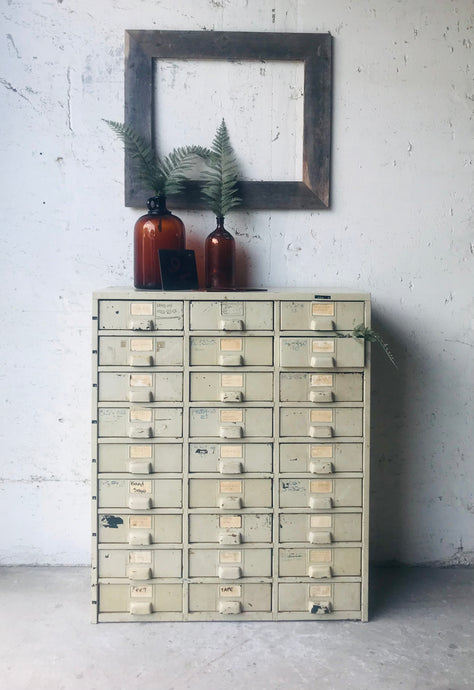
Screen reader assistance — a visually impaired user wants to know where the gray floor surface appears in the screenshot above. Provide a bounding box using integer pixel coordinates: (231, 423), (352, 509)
(0, 566), (472, 690)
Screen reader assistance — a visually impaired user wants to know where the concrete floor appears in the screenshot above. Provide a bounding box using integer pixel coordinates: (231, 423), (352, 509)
(0, 567), (472, 690)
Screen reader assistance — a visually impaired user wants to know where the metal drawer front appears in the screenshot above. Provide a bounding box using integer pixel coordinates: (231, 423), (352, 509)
(280, 301), (364, 331)
(279, 513), (362, 544)
(279, 478), (362, 509)
(190, 336), (273, 366)
(279, 547), (361, 577)
(280, 338), (364, 368)
(98, 300), (184, 331)
(98, 514), (182, 545)
(98, 548), (182, 579)
(98, 372), (183, 403)
(189, 583), (272, 613)
(188, 479), (273, 509)
(190, 300), (273, 331)
(97, 443), (182, 474)
(188, 443), (273, 473)
(189, 407), (273, 438)
(278, 583), (361, 613)
(99, 584), (183, 613)
(98, 479), (182, 509)
(280, 408), (363, 438)
(188, 548), (272, 578)
(279, 443), (363, 473)
(189, 513), (272, 544)
(280, 372), (363, 403)
(98, 407), (182, 438)
(98, 336), (183, 366)
(190, 372), (273, 402)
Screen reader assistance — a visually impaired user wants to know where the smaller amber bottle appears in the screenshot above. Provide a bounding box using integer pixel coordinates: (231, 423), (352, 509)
(205, 216), (236, 290)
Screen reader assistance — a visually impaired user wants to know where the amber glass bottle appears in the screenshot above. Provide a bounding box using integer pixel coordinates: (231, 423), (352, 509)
(134, 196), (185, 289)
(205, 217), (236, 290)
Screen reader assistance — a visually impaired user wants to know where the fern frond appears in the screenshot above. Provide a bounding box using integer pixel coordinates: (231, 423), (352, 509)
(162, 145), (212, 196)
(336, 324), (398, 368)
(201, 119), (241, 216)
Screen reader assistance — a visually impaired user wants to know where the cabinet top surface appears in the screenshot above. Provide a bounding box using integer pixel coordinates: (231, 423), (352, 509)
(93, 287), (371, 301)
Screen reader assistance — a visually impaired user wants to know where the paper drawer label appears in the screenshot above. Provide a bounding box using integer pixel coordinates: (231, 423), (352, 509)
(221, 301), (244, 316)
(311, 445), (333, 458)
(131, 338), (153, 351)
(220, 445), (243, 458)
(220, 480), (242, 493)
(311, 410), (333, 423)
(310, 515), (332, 528)
(312, 303), (335, 316)
(131, 585), (153, 598)
(129, 480), (152, 494)
(221, 374), (243, 387)
(220, 585), (242, 597)
(220, 338), (242, 351)
(130, 409), (153, 422)
(129, 551), (152, 564)
(310, 550), (332, 563)
(310, 480), (333, 494)
(131, 303), (153, 316)
(311, 374), (333, 387)
(129, 445), (152, 459)
(130, 374), (153, 387)
(220, 410), (243, 423)
(220, 516), (242, 529)
(310, 585), (331, 598)
(312, 340), (335, 353)
(129, 516), (153, 529)
(220, 551), (242, 564)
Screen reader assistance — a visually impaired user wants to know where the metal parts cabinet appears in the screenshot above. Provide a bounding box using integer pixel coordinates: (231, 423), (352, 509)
(91, 289), (371, 622)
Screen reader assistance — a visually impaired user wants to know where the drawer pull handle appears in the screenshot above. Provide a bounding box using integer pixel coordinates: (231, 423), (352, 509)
(310, 356), (335, 368)
(128, 531), (152, 546)
(219, 425), (243, 439)
(220, 390), (243, 403)
(218, 458), (243, 474)
(219, 496), (242, 510)
(218, 600), (242, 615)
(218, 354), (243, 366)
(128, 461), (152, 474)
(127, 566), (152, 580)
(309, 460), (333, 474)
(128, 426), (154, 439)
(218, 565), (242, 580)
(309, 425), (333, 438)
(219, 531), (242, 545)
(128, 390), (154, 403)
(310, 318), (335, 331)
(308, 565), (333, 579)
(128, 318), (155, 331)
(130, 601), (153, 615)
(309, 600), (332, 615)
(219, 319), (244, 331)
(309, 531), (332, 544)
(128, 495), (152, 510)
(128, 355), (154, 367)
(309, 390), (334, 403)
(309, 496), (333, 510)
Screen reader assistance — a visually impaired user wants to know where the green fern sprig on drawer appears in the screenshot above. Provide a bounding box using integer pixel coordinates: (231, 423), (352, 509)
(336, 324), (398, 368)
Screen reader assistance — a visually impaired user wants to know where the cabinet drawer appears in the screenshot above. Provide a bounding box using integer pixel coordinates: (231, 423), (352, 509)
(99, 336), (183, 366)
(279, 478), (362, 509)
(98, 300), (184, 331)
(279, 547), (361, 577)
(189, 513), (272, 544)
(98, 372), (183, 403)
(190, 336), (273, 366)
(188, 479), (272, 509)
(190, 372), (273, 402)
(189, 548), (272, 578)
(280, 301), (364, 331)
(189, 583), (272, 613)
(280, 443), (363, 473)
(99, 583), (183, 614)
(189, 442), (273, 473)
(280, 407), (363, 438)
(98, 513), (182, 545)
(280, 338), (364, 368)
(280, 372), (363, 403)
(279, 513), (362, 544)
(98, 407), (182, 439)
(98, 548), (182, 579)
(98, 479), (182, 509)
(190, 300), (273, 331)
(97, 443), (182, 474)
(278, 583), (360, 614)
(189, 407), (273, 438)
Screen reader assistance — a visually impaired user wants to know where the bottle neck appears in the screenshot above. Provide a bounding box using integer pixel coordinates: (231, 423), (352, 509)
(147, 196), (171, 215)
(216, 216), (225, 229)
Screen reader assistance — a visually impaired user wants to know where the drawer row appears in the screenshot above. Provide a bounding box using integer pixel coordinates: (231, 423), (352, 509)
(98, 371), (363, 403)
(98, 546), (362, 579)
(99, 512), (362, 545)
(98, 477), (362, 510)
(98, 300), (365, 332)
(98, 581), (361, 616)
(97, 406), (364, 439)
(98, 336), (364, 368)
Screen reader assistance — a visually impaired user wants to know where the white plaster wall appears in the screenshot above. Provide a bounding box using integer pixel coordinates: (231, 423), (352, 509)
(0, 0), (472, 565)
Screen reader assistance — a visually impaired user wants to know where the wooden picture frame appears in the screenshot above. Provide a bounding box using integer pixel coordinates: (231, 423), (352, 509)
(125, 30), (332, 209)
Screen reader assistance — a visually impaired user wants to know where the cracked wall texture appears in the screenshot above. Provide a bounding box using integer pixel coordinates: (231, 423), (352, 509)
(0, 0), (472, 565)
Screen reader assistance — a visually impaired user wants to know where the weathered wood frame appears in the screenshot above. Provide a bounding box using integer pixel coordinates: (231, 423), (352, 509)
(125, 30), (332, 209)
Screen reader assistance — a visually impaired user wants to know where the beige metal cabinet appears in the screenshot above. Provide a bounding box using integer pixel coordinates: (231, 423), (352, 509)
(92, 289), (370, 622)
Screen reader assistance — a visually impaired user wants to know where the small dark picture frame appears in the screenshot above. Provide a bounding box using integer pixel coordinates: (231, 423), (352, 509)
(158, 249), (199, 290)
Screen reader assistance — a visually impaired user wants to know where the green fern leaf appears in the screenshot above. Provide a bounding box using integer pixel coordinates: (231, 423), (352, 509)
(201, 119), (241, 217)
(336, 324), (398, 368)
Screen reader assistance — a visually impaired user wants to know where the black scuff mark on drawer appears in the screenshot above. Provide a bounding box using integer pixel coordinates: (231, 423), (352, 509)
(100, 515), (124, 529)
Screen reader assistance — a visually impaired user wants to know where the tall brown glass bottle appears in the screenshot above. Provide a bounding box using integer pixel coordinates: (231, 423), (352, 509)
(205, 216), (236, 290)
(134, 196), (185, 289)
